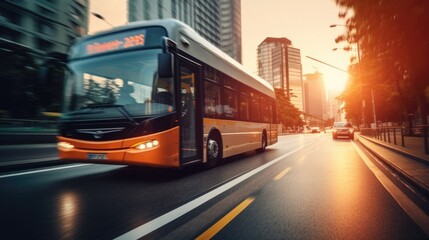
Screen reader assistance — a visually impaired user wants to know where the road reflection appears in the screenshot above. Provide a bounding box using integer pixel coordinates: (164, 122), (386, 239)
(58, 191), (80, 238)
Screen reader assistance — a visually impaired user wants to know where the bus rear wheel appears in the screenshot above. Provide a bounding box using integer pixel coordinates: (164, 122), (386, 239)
(206, 134), (222, 169)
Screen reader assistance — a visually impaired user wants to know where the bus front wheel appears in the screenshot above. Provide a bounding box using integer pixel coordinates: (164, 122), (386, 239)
(256, 131), (267, 153)
(206, 134), (222, 168)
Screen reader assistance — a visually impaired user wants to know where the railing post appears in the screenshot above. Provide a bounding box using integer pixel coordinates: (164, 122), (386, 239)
(393, 128), (397, 145)
(383, 128), (386, 142)
(401, 127), (405, 147)
(387, 128), (391, 143)
(423, 125), (428, 154)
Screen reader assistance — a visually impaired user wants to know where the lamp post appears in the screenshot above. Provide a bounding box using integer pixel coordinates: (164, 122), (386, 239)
(91, 12), (114, 28)
(331, 24), (377, 128)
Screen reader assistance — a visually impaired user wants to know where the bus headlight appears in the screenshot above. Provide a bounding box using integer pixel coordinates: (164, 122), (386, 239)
(58, 142), (75, 150)
(133, 140), (159, 150)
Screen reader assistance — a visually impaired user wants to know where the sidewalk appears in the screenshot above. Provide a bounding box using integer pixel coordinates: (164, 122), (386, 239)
(357, 133), (429, 199)
(0, 143), (60, 171)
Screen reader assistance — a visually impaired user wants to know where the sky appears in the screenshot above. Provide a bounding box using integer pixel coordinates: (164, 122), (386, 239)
(89, 0), (351, 92)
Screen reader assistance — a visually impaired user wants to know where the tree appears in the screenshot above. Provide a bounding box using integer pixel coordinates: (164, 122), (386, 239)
(335, 0), (429, 125)
(275, 88), (304, 130)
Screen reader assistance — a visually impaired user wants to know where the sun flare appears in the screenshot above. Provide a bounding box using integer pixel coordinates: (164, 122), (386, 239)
(323, 69), (348, 93)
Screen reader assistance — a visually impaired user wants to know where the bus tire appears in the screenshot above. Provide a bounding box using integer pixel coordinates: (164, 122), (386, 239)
(256, 131), (267, 153)
(206, 132), (222, 169)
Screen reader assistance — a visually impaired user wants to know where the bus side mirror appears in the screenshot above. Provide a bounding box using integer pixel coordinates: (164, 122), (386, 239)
(158, 53), (173, 78)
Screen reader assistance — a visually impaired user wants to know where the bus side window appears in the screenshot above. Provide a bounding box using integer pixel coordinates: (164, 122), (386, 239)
(250, 92), (260, 122)
(223, 87), (237, 119)
(204, 80), (220, 118)
(239, 91), (249, 121)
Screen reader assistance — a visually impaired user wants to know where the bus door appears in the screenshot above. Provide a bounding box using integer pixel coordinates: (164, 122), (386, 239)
(178, 59), (203, 164)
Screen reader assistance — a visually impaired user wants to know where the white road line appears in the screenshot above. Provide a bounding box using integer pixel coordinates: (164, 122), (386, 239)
(0, 164), (90, 179)
(115, 142), (313, 240)
(352, 141), (429, 236)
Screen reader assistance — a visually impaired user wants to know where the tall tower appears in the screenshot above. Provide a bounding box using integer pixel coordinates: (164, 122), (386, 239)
(257, 37), (304, 112)
(220, 0), (242, 63)
(128, 0), (242, 62)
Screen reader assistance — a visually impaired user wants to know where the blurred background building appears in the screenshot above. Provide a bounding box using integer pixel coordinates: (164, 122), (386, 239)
(0, 0), (88, 56)
(128, 0), (242, 63)
(257, 37), (304, 113)
(0, 0), (88, 123)
(303, 72), (328, 123)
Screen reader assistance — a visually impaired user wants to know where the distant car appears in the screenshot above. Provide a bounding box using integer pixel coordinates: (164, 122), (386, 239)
(332, 122), (354, 140)
(310, 127), (320, 133)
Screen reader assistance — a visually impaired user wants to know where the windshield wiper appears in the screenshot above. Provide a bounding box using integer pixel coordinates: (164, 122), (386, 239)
(82, 103), (139, 127)
(83, 103), (120, 108)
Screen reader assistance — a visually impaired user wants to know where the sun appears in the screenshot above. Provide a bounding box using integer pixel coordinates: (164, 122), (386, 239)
(323, 69), (348, 93)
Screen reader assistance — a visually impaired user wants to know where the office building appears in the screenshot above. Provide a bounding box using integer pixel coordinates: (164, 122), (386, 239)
(0, 0), (88, 120)
(128, 0), (242, 62)
(304, 72), (328, 120)
(257, 37), (304, 112)
(0, 0), (88, 56)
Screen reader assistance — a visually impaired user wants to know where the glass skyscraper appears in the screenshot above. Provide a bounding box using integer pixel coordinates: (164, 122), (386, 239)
(257, 37), (304, 112)
(128, 0), (242, 63)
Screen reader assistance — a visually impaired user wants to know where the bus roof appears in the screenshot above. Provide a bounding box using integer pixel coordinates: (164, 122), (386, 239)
(74, 19), (275, 98)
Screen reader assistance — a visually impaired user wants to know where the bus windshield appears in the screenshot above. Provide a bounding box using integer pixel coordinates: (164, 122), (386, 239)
(64, 49), (175, 116)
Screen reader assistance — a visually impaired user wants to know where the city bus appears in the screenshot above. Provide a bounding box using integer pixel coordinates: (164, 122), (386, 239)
(57, 19), (278, 168)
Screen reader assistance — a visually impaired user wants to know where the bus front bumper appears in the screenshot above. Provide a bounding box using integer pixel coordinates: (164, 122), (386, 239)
(57, 127), (180, 168)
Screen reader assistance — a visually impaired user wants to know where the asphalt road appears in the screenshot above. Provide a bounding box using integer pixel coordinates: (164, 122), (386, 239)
(0, 134), (427, 239)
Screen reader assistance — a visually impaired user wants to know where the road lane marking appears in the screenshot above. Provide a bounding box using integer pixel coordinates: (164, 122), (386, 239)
(196, 197), (255, 240)
(273, 167), (291, 181)
(0, 164), (89, 179)
(352, 141), (429, 236)
(114, 142), (314, 240)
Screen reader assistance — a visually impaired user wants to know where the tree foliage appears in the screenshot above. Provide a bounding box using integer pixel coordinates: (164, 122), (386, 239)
(275, 88), (304, 129)
(335, 0), (429, 125)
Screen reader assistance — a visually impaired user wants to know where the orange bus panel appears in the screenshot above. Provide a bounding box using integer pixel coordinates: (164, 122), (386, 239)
(57, 127), (180, 168)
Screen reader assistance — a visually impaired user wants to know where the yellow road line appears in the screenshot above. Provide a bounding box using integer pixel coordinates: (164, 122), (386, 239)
(196, 197), (255, 240)
(273, 167), (291, 181)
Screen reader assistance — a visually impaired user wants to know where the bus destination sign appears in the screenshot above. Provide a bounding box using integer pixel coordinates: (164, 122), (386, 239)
(83, 29), (147, 56)
(71, 27), (167, 59)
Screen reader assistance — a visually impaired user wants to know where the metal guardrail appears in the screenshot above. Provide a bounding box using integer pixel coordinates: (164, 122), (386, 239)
(360, 125), (429, 155)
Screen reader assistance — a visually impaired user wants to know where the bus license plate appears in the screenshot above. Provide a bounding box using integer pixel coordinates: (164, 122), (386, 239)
(88, 153), (107, 160)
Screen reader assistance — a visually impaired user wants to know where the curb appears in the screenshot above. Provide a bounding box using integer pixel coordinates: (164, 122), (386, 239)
(0, 143), (61, 172)
(357, 137), (429, 201)
(359, 135), (429, 166)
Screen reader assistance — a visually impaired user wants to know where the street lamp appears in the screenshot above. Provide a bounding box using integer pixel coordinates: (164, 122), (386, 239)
(331, 24), (377, 128)
(91, 12), (114, 28)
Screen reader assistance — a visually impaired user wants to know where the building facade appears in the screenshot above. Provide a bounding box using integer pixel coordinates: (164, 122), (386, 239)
(128, 0), (242, 62)
(257, 37), (304, 112)
(304, 72), (328, 121)
(0, 0), (88, 120)
(287, 46), (304, 113)
(0, 0), (88, 55)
